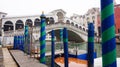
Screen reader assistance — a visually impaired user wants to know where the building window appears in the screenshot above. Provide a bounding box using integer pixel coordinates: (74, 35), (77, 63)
(34, 18), (40, 26)
(2, 15), (5, 18)
(79, 26), (82, 29)
(83, 28), (85, 31)
(118, 29), (120, 33)
(87, 17), (89, 21)
(4, 21), (14, 31)
(57, 12), (64, 22)
(16, 20), (24, 30)
(26, 19), (33, 27)
(71, 22), (74, 26)
(75, 24), (78, 28)
(92, 16), (95, 24)
(49, 17), (55, 24)
(66, 20), (70, 24)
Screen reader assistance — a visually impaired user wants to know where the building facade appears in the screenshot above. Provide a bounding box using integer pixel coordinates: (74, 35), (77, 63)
(70, 8), (100, 36)
(0, 12), (7, 36)
(115, 4), (120, 34)
(70, 3), (120, 37)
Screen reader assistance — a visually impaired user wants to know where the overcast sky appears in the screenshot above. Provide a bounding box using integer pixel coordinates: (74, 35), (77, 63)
(0, 0), (120, 17)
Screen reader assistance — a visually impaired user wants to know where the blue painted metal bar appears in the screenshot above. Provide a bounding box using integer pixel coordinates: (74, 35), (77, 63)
(51, 30), (55, 67)
(87, 23), (94, 67)
(63, 28), (69, 67)
(13, 36), (17, 49)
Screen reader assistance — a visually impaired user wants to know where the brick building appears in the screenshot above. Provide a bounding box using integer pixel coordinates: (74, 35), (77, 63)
(115, 4), (120, 34)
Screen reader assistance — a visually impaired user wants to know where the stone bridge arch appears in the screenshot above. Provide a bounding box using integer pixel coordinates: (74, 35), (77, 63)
(47, 29), (84, 43)
(45, 23), (88, 42)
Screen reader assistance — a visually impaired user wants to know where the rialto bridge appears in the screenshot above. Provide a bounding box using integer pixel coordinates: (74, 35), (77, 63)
(1, 9), (91, 45)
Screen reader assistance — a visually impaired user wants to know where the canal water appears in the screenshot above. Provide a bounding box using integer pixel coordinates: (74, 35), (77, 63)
(45, 42), (120, 57)
(35, 42), (120, 66)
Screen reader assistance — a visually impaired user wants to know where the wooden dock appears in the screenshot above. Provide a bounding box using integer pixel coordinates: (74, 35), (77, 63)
(30, 50), (64, 58)
(2, 48), (17, 67)
(10, 50), (48, 67)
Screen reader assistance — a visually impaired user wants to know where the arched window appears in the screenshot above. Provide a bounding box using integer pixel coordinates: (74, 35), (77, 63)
(75, 24), (78, 28)
(66, 20), (70, 24)
(57, 12), (64, 23)
(26, 19), (33, 27)
(79, 26), (82, 30)
(87, 17), (90, 23)
(16, 20), (24, 30)
(92, 16), (95, 24)
(49, 17), (55, 24)
(83, 28), (85, 31)
(71, 22), (74, 26)
(34, 18), (40, 27)
(4, 21), (14, 31)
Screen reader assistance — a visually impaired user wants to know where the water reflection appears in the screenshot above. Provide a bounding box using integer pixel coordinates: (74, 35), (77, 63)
(34, 41), (120, 57)
(47, 42), (120, 57)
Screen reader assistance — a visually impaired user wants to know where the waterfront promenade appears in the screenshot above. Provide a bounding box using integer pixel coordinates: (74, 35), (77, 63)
(2, 48), (48, 67)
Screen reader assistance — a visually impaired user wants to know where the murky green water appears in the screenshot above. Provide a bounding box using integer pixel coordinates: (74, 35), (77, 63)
(45, 42), (120, 67)
(45, 42), (120, 57)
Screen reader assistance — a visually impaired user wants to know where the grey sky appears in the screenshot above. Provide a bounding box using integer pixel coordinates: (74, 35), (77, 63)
(0, 0), (120, 17)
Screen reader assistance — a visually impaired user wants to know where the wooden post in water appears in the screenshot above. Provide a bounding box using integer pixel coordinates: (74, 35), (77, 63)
(40, 12), (46, 64)
(63, 28), (68, 67)
(51, 30), (55, 67)
(87, 23), (94, 67)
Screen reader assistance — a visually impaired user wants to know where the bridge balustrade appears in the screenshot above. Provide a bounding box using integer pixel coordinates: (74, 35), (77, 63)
(3, 23), (88, 40)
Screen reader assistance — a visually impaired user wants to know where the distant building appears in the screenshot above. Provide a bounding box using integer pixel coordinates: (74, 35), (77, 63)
(70, 8), (100, 36)
(0, 12), (7, 36)
(70, 2), (120, 37)
(115, 4), (120, 34)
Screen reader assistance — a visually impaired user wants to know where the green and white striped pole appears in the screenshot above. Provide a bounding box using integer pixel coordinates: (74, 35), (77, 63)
(101, 0), (117, 67)
(40, 12), (46, 64)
